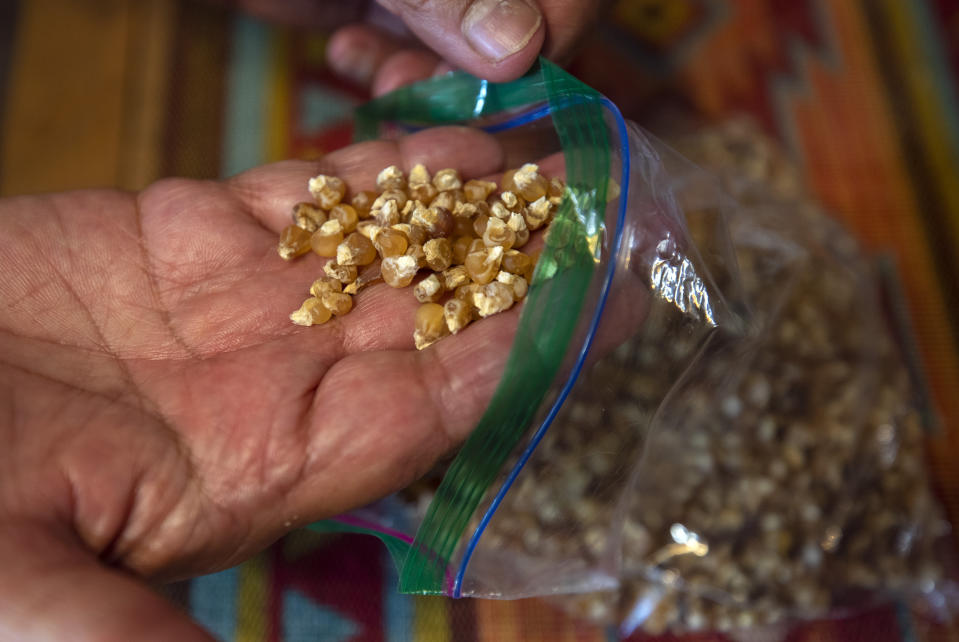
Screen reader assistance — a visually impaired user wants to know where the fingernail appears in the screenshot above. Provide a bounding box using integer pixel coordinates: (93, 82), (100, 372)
(462, 0), (542, 63)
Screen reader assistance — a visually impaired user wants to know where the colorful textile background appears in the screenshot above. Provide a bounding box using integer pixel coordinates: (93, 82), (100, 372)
(2, 1), (959, 640)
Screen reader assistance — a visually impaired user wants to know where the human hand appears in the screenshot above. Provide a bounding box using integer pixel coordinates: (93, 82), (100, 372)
(228, 0), (606, 94)
(0, 128), (509, 641)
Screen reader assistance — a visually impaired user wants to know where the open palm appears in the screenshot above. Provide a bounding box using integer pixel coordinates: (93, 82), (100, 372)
(0, 128), (512, 641)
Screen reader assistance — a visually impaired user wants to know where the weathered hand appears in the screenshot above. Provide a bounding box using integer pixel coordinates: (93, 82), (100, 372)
(0, 128), (509, 641)
(223, 0), (606, 94)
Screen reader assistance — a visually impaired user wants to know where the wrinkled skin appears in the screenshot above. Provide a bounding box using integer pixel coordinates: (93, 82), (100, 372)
(220, 0), (607, 93)
(0, 129), (512, 641)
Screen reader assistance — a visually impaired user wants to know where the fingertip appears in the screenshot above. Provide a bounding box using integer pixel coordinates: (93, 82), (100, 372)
(327, 24), (401, 87)
(371, 49), (442, 97)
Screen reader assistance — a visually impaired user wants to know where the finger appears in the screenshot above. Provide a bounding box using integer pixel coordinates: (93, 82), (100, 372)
(377, 0), (545, 82)
(228, 126), (505, 233)
(537, 0), (608, 62)
(326, 24), (407, 87)
(371, 49), (443, 96)
(0, 519), (214, 642)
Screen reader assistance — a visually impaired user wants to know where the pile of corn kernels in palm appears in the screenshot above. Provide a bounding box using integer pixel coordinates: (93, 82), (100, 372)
(276, 163), (564, 349)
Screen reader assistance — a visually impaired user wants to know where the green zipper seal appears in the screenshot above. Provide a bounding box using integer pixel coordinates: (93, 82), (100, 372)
(329, 59), (610, 594)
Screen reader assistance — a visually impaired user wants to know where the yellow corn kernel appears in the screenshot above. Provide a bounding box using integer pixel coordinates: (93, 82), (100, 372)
(464, 245), (504, 285)
(310, 219), (344, 257)
(278, 224), (313, 260)
(473, 281), (515, 317)
(290, 297), (332, 326)
(373, 227), (408, 258)
(414, 302), (449, 350)
(463, 179), (497, 202)
(442, 265), (470, 291)
(323, 261), (358, 284)
(525, 196), (551, 231)
(351, 190), (378, 219)
(424, 237), (453, 272)
(329, 204), (359, 233)
(381, 255), (420, 288)
(377, 165), (406, 191)
(432, 168), (462, 192)
(496, 270), (529, 300)
(512, 163), (548, 201)
(482, 217), (516, 250)
(308, 174), (346, 209)
(309, 276), (342, 298)
(336, 232), (377, 267)
(444, 298), (474, 334)
(413, 273), (446, 303)
(320, 291), (353, 316)
(292, 202), (326, 232)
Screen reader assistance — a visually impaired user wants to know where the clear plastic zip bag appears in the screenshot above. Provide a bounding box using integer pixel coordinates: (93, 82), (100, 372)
(307, 64), (956, 636)
(309, 58), (741, 599)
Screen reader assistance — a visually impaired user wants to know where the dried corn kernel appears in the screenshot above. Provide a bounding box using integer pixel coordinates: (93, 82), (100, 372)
(442, 265), (470, 291)
(409, 163), (431, 186)
(432, 168), (462, 192)
(278, 224), (313, 260)
(404, 223), (429, 246)
(290, 297), (332, 326)
(507, 212), (529, 248)
(496, 270), (529, 300)
(424, 238), (453, 272)
(310, 276), (342, 298)
(323, 261), (358, 284)
(373, 227), (408, 258)
(483, 217), (516, 250)
(373, 189), (408, 212)
(451, 215), (475, 238)
(337, 232), (377, 266)
(500, 168), (517, 193)
(465, 245), (504, 285)
(502, 250), (534, 280)
(452, 201), (479, 219)
(413, 273), (445, 303)
(330, 204), (359, 233)
(321, 291), (353, 316)
(400, 199), (415, 218)
(374, 199), (401, 227)
(311, 219), (344, 257)
(473, 281), (515, 317)
(490, 200), (511, 220)
(454, 282), (481, 303)
(463, 179), (497, 202)
(500, 191), (523, 211)
(452, 236), (473, 264)
(410, 182), (438, 203)
(467, 238), (485, 255)
(292, 202), (326, 232)
(376, 165), (405, 191)
(356, 220), (381, 239)
(414, 302), (449, 350)
(382, 255), (419, 288)
(548, 177), (566, 205)
(411, 206), (453, 239)
(405, 243), (426, 268)
(606, 177), (620, 202)
(525, 196), (551, 230)
(473, 213), (489, 237)
(430, 190), (460, 211)
(512, 163), (549, 201)
(308, 174), (346, 209)
(351, 190), (377, 219)
(444, 298), (474, 334)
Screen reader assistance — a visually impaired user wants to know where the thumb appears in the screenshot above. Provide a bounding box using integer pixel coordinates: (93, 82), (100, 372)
(379, 0), (545, 81)
(0, 519), (214, 642)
